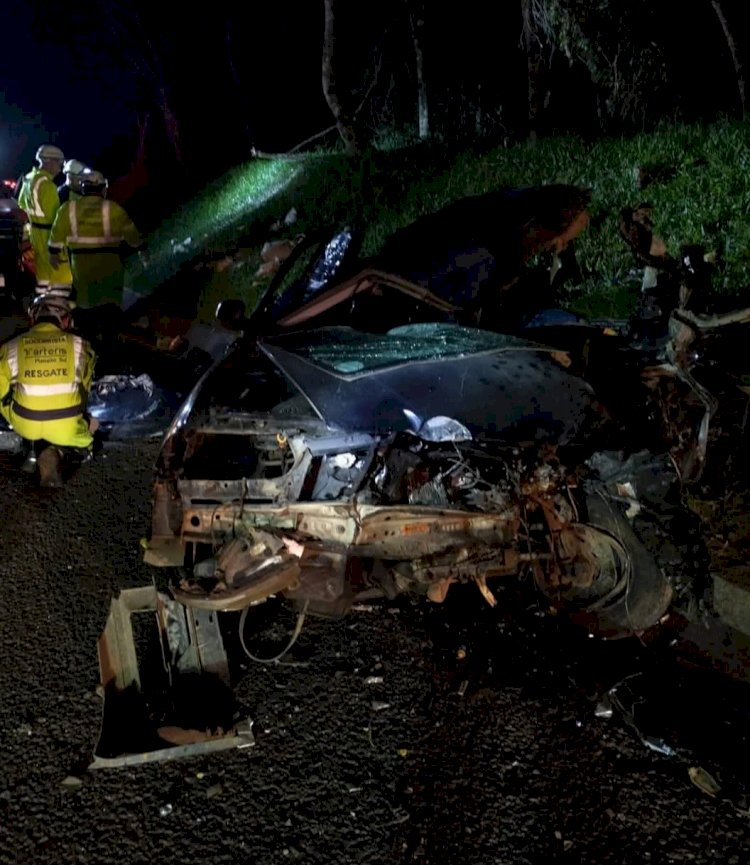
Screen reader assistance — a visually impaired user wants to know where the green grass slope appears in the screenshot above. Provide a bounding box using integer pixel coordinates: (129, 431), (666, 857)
(127, 119), (750, 322)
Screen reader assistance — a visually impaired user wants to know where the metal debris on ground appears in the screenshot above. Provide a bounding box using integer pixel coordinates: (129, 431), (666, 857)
(643, 736), (676, 757)
(91, 585), (254, 767)
(688, 766), (721, 798)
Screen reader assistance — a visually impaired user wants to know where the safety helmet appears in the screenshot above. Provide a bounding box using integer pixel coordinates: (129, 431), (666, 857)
(36, 144), (65, 163)
(28, 294), (73, 327)
(215, 298), (246, 328)
(63, 158), (87, 176)
(79, 169), (107, 195)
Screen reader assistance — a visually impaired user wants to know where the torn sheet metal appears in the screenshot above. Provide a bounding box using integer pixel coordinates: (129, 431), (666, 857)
(91, 585), (253, 768)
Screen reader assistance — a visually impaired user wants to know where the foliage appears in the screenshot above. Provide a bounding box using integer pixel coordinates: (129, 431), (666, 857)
(132, 118), (750, 320)
(523, 0), (670, 128)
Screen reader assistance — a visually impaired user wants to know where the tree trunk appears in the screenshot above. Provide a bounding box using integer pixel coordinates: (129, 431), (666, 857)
(322, 0), (362, 155)
(520, 0), (548, 139)
(407, 3), (429, 139)
(710, 1), (745, 116)
(475, 83), (483, 136)
(159, 87), (182, 164)
(226, 18), (255, 152)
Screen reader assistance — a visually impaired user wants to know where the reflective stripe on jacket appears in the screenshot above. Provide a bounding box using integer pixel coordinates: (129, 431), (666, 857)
(48, 197), (141, 256)
(0, 323), (95, 422)
(18, 168), (59, 226)
(18, 168), (72, 288)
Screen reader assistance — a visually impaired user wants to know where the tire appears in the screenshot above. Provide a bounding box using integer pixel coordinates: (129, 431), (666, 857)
(567, 489), (675, 638)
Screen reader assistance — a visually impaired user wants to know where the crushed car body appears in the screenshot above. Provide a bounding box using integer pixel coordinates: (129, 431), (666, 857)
(96, 187), (750, 766)
(145, 321), (686, 639)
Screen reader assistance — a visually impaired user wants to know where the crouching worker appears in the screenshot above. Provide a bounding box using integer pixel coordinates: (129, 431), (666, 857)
(0, 295), (96, 487)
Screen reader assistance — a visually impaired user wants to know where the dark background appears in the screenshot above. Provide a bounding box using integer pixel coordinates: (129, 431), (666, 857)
(1, 1), (747, 221)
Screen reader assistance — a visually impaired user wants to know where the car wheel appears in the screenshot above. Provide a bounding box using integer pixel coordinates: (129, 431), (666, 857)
(537, 488), (676, 638)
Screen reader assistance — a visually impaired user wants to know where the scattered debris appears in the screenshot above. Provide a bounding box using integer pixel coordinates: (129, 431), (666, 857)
(206, 783), (223, 799)
(170, 236), (193, 255)
(688, 766), (721, 798)
(255, 234), (305, 278)
(91, 586), (254, 767)
(643, 736), (676, 757)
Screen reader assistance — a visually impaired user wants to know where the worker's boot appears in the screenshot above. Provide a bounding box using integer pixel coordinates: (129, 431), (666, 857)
(20, 447), (38, 474)
(37, 446), (64, 488)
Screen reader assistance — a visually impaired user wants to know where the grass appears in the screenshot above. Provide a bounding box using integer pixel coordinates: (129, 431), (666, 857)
(127, 117), (750, 322)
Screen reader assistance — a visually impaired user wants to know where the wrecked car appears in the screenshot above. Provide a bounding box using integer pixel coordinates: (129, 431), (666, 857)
(97, 187), (740, 765)
(94, 312), (713, 767)
(144, 321), (700, 641)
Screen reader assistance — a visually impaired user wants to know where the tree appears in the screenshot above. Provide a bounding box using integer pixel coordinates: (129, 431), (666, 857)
(710, 1), (745, 116)
(406, 1), (429, 139)
(322, 0), (364, 154)
(93, 2), (183, 164)
(520, 0), (670, 132)
(520, 0), (550, 137)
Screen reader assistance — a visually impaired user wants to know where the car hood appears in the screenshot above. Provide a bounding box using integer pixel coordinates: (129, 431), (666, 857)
(257, 323), (597, 444)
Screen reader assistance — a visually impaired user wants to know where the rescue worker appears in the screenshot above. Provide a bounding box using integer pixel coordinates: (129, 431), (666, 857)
(48, 170), (142, 308)
(17, 144), (74, 300)
(57, 159), (88, 205)
(0, 295), (96, 487)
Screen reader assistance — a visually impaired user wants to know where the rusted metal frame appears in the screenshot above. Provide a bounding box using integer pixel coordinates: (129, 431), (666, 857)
(92, 586), (250, 769)
(527, 493), (570, 592)
(180, 501), (520, 560)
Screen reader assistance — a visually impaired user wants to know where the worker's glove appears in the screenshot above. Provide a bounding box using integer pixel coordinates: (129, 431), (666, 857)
(48, 252), (61, 269)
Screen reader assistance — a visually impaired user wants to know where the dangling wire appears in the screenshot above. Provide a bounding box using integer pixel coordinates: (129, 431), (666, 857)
(238, 600), (309, 664)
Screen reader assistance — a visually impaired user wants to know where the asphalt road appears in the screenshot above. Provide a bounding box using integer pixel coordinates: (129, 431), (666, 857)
(0, 441), (748, 865)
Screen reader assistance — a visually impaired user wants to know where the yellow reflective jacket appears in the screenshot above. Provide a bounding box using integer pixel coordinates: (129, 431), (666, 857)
(49, 197), (141, 256)
(0, 323), (96, 447)
(49, 197), (141, 307)
(18, 168), (72, 288)
(18, 168), (59, 228)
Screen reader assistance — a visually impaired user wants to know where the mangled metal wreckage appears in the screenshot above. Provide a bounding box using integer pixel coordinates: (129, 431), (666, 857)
(95, 318), (700, 765)
(95, 185), (727, 765)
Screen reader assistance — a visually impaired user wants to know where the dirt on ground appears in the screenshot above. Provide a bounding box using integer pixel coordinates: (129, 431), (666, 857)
(1, 441), (749, 865)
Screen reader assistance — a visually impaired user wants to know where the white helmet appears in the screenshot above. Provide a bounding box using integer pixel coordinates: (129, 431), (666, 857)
(28, 294), (73, 327)
(63, 159), (87, 176)
(36, 144), (65, 163)
(80, 169), (108, 195)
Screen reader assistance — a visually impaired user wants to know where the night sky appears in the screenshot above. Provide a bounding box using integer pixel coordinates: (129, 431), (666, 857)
(1, 1), (746, 188)
(1, 2), (135, 178)
(0, 1), (330, 183)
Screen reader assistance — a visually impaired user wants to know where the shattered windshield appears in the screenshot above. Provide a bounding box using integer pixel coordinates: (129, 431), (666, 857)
(266, 323), (543, 376)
